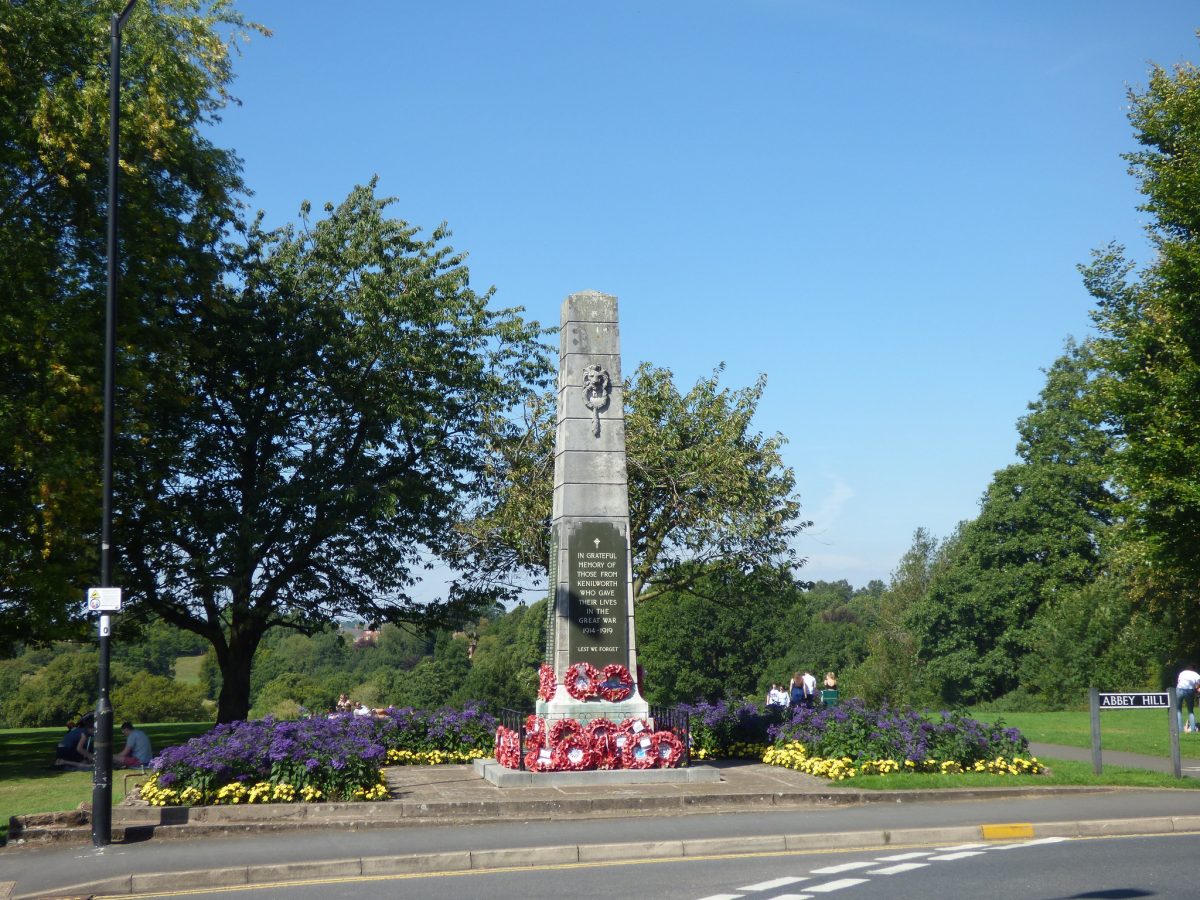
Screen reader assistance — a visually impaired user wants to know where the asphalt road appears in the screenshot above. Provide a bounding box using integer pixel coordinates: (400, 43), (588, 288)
(93, 833), (1198, 900)
(6, 789), (1200, 898)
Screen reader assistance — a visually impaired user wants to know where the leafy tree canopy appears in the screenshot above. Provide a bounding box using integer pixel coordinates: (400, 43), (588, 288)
(0, 0), (264, 652)
(908, 342), (1115, 704)
(120, 182), (552, 722)
(460, 362), (809, 602)
(1084, 47), (1200, 657)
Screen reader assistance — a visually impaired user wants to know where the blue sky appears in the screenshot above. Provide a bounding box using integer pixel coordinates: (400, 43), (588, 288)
(206, 1), (1199, 588)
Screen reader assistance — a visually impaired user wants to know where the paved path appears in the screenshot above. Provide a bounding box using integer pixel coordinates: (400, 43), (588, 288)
(1028, 741), (1200, 777)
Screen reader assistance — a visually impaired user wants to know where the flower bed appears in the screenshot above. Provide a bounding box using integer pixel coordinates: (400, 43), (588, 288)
(143, 702), (497, 807)
(494, 715), (685, 772)
(764, 740), (1044, 781)
(679, 698), (784, 760)
(763, 699), (1043, 780)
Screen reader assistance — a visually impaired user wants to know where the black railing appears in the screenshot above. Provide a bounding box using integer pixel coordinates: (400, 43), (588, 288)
(498, 708), (528, 771)
(651, 705), (691, 767)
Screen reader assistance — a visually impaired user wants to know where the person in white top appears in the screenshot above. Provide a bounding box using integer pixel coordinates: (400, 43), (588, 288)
(1176, 668), (1200, 733)
(801, 671), (817, 707)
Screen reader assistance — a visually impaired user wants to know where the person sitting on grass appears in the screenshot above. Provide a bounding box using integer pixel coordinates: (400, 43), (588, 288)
(114, 721), (154, 769)
(54, 720), (95, 770)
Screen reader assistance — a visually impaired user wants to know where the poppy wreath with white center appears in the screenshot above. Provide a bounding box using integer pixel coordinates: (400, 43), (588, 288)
(651, 730), (685, 768)
(564, 662), (601, 700)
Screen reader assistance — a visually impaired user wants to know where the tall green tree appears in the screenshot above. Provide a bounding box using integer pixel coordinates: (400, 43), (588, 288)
(120, 183), (552, 722)
(907, 342), (1115, 704)
(460, 363), (809, 601)
(0, 0), (263, 651)
(635, 564), (803, 704)
(848, 528), (941, 707)
(1083, 48), (1200, 656)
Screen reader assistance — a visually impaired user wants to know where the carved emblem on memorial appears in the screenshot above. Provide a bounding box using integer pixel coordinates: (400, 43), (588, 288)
(582, 364), (611, 437)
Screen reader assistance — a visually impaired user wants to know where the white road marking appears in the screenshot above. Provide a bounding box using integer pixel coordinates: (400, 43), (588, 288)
(989, 836), (1071, 851)
(738, 876), (809, 890)
(810, 861), (876, 874)
(940, 843), (988, 851)
(696, 895), (743, 900)
(875, 851), (933, 861)
(805, 877), (870, 892)
(869, 862), (931, 875)
(769, 895), (815, 900)
(929, 850), (987, 861)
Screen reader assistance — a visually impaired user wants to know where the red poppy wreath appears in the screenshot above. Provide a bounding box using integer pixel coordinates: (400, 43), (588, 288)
(597, 663), (634, 702)
(584, 718), (621, 769)
(537, 664), (557, 701)
(564, 662), (601, 700)
(651, 730), (685, 768)
(551, 733), (595, 771)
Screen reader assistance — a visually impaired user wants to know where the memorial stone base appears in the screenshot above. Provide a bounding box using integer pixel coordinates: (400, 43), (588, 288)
(473, 756), (721, 787)
(536, 686), (650, 724)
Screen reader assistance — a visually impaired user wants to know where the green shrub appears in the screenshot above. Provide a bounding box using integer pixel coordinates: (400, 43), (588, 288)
(113, 674), (208, 723)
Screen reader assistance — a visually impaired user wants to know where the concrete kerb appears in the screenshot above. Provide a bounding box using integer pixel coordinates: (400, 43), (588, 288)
(8, 784), (1134, 846)
(18, 817), (1200, 900)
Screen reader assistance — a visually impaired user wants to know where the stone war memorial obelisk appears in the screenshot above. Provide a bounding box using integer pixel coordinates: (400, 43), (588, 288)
(538, 290), (650, 723)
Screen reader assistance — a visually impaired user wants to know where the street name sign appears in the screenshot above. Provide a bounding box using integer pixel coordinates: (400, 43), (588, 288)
(1098, 692), (1170, 709)
(1090, 687), (1180, 779)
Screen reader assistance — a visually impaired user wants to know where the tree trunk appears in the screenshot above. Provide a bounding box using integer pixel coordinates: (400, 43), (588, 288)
(215, 633), (258, 723)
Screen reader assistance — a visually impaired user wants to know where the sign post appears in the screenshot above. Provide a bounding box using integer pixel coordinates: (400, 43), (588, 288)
(1088, 688), (1179, 778)
(87, 587), (122, 846)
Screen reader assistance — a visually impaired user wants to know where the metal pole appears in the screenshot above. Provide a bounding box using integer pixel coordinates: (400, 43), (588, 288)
(1088, 687), (1102, 775)
(94, 0), (139, 849)
(1170, 690), (1182, 779)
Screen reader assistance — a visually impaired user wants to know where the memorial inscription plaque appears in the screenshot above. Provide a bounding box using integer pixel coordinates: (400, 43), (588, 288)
(568, 522), (629, 665)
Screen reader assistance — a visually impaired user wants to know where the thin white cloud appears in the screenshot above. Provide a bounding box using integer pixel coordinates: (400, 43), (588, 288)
(809, 474), (855, 531)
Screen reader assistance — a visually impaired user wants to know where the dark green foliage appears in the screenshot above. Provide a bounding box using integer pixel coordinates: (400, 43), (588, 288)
(249, 674), (331, 720)
(907, 342), (1115, 704)
(0, 0), (261, 651)
(4, 650), (128, 727)
(846, 528), (940, 708)
(1017, 575), (1168, 708)
(460, 363), (808, 602)
(453, 599), (545, 711)
(636, 566), (806, 704)
(388, 636), (472, 710)
(762, 580), (874, 694)
(1083, 49), (1200, 660)
(112, 673), (208, 723)
(120, 182), (551, 723)
(113, 620), (207, 677)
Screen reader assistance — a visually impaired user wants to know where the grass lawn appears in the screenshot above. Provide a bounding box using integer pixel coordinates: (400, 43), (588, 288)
(0, 722), (211, 843)
(850, 756), (1199, 791)
(173, 654), (205, 685)
(977, 709), (1200, 760)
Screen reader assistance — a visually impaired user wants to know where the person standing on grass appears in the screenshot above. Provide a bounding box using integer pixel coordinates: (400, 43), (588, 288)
(114, 722), (154, 768)
(1176, 667), (1200, 733)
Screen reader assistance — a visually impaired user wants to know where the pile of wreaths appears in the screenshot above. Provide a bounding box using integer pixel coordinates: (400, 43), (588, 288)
(494, 714), (685, 772)
(538, 662), (635, 702)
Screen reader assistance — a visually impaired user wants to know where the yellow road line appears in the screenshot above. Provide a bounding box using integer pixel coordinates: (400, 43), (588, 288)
(90, 849), (880, 899)
(980, 823), (1035, 840)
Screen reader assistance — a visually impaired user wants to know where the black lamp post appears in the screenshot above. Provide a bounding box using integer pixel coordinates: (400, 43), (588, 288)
(94, 0), (139, 849)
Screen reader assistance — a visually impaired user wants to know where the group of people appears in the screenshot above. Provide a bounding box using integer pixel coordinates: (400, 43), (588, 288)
(54, 716), (154, 770)
(766, 671), (838, 709)
(335, 693), (378, 717)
